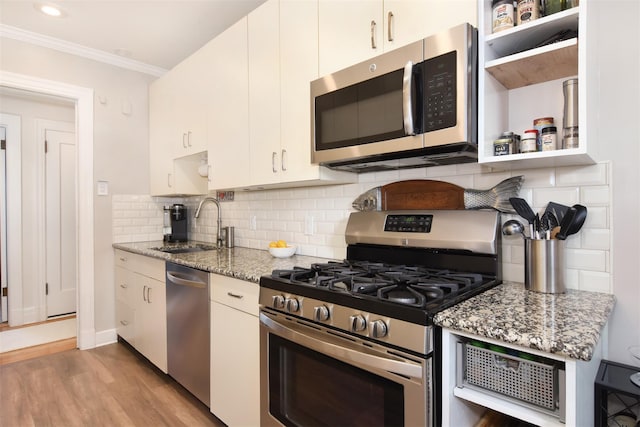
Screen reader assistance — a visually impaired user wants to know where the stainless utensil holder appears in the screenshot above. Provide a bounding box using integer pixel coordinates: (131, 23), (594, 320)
(524, 239), (566, 293)
(223, 226), (234, 248)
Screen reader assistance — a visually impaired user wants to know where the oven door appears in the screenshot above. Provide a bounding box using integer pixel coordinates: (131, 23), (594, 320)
(260, 310), (430, 427)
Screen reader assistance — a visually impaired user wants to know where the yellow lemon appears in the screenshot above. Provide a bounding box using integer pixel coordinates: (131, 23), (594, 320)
(276, 240), (287, 248)
(268, 241), (277, 248)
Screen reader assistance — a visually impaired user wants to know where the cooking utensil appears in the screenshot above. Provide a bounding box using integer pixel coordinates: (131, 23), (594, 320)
(544, 201), (570, 223)
(540, 211), (559, 239)
(502, 219), (526, 238)
(555, 204), (587, 240)
(509, 197), (536, 236)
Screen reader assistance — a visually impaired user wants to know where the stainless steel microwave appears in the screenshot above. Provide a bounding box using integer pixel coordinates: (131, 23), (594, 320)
(311, 23), (477, 173)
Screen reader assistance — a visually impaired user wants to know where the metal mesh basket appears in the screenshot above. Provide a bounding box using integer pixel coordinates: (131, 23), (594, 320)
(464, 343), (558, 411)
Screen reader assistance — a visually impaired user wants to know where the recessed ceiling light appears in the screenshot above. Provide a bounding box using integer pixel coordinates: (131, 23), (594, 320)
(35, 3), (65, 18)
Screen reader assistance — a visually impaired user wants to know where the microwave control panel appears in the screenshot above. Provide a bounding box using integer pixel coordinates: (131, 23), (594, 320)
(423, 51), (457, 132)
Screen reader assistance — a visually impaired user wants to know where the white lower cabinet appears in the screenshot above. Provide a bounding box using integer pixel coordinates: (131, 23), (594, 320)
(210, 274), (260, 426)
(114, 250), (167, 373)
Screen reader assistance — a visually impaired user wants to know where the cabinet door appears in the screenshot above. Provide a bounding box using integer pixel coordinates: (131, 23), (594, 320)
(149, 76), (175, 196)
(248, 0), (282, 185)
(210, 301), (260, 426)
(318, 0), (382, 76)
(279, 0), (322, 182)
(207, 17), (251, 190)
(383, 0), (477, 53)
(136, 276), (167, 373)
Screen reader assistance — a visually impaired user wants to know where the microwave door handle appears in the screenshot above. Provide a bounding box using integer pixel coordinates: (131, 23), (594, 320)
(402, 61), (415, 135)
(260, 312), (422, 379)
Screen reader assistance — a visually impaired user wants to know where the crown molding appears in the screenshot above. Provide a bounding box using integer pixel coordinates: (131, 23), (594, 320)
(0, 24), (167, 77)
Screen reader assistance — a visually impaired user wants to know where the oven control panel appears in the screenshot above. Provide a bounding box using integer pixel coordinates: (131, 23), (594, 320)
(260, 288), (432, 355)
(384, 214), (433, 233)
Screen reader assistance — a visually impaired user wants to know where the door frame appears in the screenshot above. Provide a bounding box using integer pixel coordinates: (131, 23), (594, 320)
(0, 70), (95, 350)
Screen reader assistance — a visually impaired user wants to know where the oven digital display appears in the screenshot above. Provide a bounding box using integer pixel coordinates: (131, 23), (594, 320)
(384, 214), (433, 232)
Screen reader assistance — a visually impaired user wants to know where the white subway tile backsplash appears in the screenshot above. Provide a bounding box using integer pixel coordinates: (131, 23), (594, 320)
(112, 162), (612, 294)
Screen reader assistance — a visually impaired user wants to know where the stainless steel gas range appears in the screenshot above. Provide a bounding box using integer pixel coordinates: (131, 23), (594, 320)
(259, 209), (502, 427)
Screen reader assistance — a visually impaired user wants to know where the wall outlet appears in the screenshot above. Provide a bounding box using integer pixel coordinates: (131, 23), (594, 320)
(304, 215), (315, 235)
(217, 191), (234, 201)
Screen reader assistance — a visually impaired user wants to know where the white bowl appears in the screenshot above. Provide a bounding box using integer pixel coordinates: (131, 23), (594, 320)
(268, 246), (296, 258)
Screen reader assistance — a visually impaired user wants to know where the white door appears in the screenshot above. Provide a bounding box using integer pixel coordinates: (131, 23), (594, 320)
(0, 126), (7, 323)
(45, 129), (76, 317)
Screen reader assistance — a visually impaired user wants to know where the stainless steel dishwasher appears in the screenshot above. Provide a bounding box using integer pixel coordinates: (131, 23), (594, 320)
(166, 262), (210, 406)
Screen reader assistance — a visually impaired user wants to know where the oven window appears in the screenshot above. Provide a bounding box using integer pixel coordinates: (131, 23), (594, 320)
(268, 334), (404, 427)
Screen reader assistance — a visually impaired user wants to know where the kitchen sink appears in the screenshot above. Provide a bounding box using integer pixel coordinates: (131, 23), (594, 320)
(153, 244), (218, 254)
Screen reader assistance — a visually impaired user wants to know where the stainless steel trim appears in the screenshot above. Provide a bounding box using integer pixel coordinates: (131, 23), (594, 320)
(260, 311), (422, 379)
(166, 271), (207, 288)
(402, 60), (415, 135)
(345, 210), (500, 255)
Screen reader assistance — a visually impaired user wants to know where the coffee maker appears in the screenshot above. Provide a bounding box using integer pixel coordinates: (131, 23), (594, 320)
(163, 204), (188, 242)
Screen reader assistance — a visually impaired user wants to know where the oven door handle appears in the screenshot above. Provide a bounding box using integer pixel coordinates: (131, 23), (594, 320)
(260, 312), (423, 379)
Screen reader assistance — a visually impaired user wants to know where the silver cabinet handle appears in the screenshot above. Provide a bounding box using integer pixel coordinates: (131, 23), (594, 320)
(119, 256), (127, 262)
(387, 11), (394, 42)
(227, 292), (244, 299)
(370, 20), (377, 49)
(187, 131), (192, 147)
(207, 164), (211, 182)
(142, 285), (147, 302)
(120, 283), (128, 289)
(272, 152), (278, 173)
(402, 61), (415, 135)
(281, 149), (287, 172)
(167, 173), (172, 188)
(120, 320), (129, 326)
(147, 286), (152, 304)
(182, 132), (188, 148)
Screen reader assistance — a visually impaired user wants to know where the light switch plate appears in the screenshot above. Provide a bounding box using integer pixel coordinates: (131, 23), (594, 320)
(97, 180), (109, 196)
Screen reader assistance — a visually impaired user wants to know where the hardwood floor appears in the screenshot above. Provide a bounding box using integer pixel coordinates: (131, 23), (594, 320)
(0, 341), (227, 427)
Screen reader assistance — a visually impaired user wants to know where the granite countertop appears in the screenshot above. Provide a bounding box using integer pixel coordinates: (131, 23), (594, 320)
(433, 282), (616, 361)
(113, 240), (336, 283)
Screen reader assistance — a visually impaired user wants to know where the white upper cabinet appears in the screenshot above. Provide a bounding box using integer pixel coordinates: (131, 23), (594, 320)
(207, 17), (251, 191)
(477, 0), (596, 169)
(248, 0), (281, 185)
(318, 0), (477, 76)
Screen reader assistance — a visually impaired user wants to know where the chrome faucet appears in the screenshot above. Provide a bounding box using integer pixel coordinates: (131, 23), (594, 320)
(194, 197), (223, 247)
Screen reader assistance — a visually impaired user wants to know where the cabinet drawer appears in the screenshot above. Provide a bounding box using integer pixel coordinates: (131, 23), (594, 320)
(115, 249), (165, 282)
(115, 266), (135, 302)
(116, 299), (135, 343)
(211, 274), (259, 316)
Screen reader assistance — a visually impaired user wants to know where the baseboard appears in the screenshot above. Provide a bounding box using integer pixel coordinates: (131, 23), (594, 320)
(94, 328), (118, 348)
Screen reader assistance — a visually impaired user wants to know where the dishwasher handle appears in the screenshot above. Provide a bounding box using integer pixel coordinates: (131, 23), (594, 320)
(166, 271), (207, 288)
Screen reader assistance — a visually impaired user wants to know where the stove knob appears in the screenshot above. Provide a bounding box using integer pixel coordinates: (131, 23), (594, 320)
(272, 295), (285, 309)
(285, 297), (300, 313)
(313, 305), (330, 322)
(370, 320), (388, 338)
(349, 314), (367, 332)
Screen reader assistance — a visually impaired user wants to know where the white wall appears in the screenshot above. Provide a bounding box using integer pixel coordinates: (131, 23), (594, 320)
(0, 91), (74, 322)
(0, 38), (155, 333)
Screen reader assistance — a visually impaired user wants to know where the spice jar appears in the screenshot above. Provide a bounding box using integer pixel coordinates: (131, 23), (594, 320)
(520, 129), (538, 153)
(492, 0), (515, 33)
(541, 126), (557, 151)
(534, 117), (554, 151)
(517, 0), (540, 25)
(494, 137), (511, 156)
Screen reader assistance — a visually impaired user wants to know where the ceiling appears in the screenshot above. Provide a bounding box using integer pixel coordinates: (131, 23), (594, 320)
(0, 0), (266, 73)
